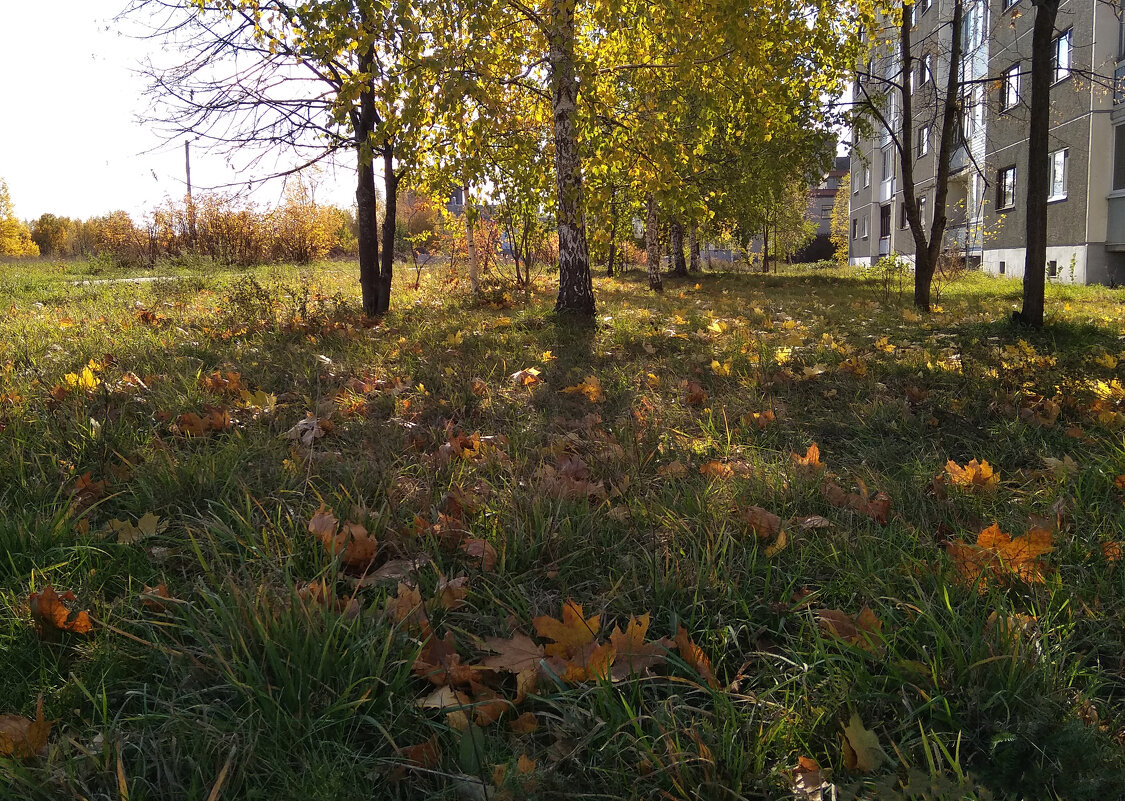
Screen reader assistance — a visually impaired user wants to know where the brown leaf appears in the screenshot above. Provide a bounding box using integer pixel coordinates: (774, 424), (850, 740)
(28, 585), (92, 636)
(817, 606), (884, 651)
(608, 613), (671, 680)
(509, 712), (539, 733)
(675, 626), (717, 688)
(460, 539), (497, 571)
(739, 505), (782, 540)
(699, 460), (735, 479)
(386, 582), (426, 627)
(398, 735), (440, 772)
(791, 443), (825, 472)
(533, 600), (601, 660)
(841, 713), (884, 773)
(0, 696), (51, 759)
(413, 631), (479, 687)
(793, 756), (824, 801)
(481, 633), (545, 673)
(436, 575), (469, 610)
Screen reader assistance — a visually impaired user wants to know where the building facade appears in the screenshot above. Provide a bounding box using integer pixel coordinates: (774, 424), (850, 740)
(849, 0), (1125, 285)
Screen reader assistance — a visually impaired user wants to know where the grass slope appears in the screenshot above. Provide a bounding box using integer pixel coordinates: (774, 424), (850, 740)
(1, 260), (1124, 800)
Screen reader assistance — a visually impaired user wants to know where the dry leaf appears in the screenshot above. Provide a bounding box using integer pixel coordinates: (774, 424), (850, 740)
(482, 633), (545, 673)
(739, 505), (782, 540)
(675, 625), (717, 688)
(791, 443), (825, 472)
(560, 375), (606, 402)
(608, 613), (671, 680)
(817, 606), (884, 651)
(945, 458), (999, 490)
(533, 600), (600, 660)
(460, 539), (498, 571)
(28, 585), (92, 636)
(0, 696), (51, 759)
(509, 712), (539, 733)
(841, 713), (884, 773)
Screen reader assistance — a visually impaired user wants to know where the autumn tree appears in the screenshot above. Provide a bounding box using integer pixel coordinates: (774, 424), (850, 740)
(830, 172), (852, 266)
(0, 179), (39, 258)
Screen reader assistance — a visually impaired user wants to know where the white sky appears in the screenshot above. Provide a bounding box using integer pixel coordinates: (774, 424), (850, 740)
(0, 1), (355, 222)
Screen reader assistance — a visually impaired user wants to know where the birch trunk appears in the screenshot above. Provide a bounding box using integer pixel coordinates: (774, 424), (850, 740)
(547, 0), (596, 316)
(645, 192), (662, 291)
(465, 190), (480, 294)
(670, 218), (687, 275)
(688, 222), (701, 272)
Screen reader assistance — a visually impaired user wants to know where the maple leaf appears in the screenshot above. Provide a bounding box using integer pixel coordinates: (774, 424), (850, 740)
(821, 480), (890, 524)
(110, 511), (166, 545)
(308, 506), (378, 570)
(817, 606), (884, 651)
(140, 583), (176, 612)
(682, 380), (707, 406)
(841, 713), (884, 773)
(460, 539), (498, 571)
(386, 582), (426, 628)
(509, 712), (539, 733)
(533, 599), (600, 660)
(28, 585), (92, 636)
(436, 575), (469, 610)
(0, 696), (51, 759)
(608, 613), (672, 680)
(699, 460), (734, 479)
(947, 523), (1053, 586)
(945, 458), (999, 490)
(295, 580), (360, 619)
(397, 735), (440, 773)
(482, 633), (545, 673)
(675, 626), (717, 688)
(510, 367), (541, 387)
(285, 413), (328, 447)
(791, 443), (825, 472)
(739, 505), (782, 540)
(413, 630), (478, 687)
(561, 375), (606, 402)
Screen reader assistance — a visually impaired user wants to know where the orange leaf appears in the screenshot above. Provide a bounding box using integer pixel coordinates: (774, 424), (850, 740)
(460, 539), (497, 571)
(28, 585), (92, 636)
(533, 600), (600, 660)
(945, 458), (999, 490)
(675, 625), (718, 688)
(791, 443), (824, 471)
(608, 613), (671, 680)
(817, 606), (884, 651)
(0, 696), (51, 759)
(739, 505), (781, 540)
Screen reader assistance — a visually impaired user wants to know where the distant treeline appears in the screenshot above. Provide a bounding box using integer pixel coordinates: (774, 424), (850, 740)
(27, 183), (359, 267)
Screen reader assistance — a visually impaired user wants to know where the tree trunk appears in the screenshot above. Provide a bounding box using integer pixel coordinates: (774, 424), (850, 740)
(354, 43), (380, 317)
(1018, 0), (1060, 327)
(645, 192), (663, 291)
(689, 222), (701, 271)
(761, 225), (770, 273)
(465, 189), (480, 294)
(377, 143), (399, 315)
(670, 218), (687, 275)
(547, 0), (596, 316)
(607, 185), (616, 276)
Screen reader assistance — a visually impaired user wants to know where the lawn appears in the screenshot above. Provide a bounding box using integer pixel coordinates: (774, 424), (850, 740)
(1, 259), (1124, 800)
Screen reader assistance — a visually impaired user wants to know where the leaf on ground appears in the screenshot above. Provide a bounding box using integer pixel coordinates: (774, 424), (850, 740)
(841, 713), (884, 773)
(414, 630), (479, 687)
(0, 696), (51, 759)
(792, 756), (824, 801)
(561, 375), (606, 402)
(739, 505), (782, 540)
(482, 633), (544, 673)
(386, 582), (426, 627)
(675, 626), (717, 688)
(510, 367), (541, 387)
(140, 583), (175, 612)
(792, 515), (832, 530)
(947, 522), (1053, 586)
(657, 459), (688, 478)
(533, 600), (600, 660)
(764, 528), (788, 557)
(308, 506), (378, 570)
(791, 443), (825, 472)
(945, 458), (998, 490)
(460, 539), (497, 571)
(681, 380), (707, 406)
(699, 460), (734, 479)
(109, 511), (166, 545)
(436, 575), (469, 610)
(817, 606), (884, 651)
(285, 413), (328, 447)
(29, 585), (92, 636)
(821, 480), (890, 524)
(509, 712), (539, 733)
(608, 613), (672, 680)
(398, 735), (440, 773)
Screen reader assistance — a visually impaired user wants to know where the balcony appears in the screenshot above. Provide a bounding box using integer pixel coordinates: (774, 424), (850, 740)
(1108, 195), (1125, 250)
(879, 177), (896, 203)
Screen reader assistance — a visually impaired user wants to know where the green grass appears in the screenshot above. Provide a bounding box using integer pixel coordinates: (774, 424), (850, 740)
(1, 258), (1124, 800)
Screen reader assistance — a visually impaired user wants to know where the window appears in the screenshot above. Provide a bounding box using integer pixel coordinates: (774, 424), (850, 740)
(853, 169), (861, 193)
(881, 148), (893, 181)
(1002, 63), (1020, 110)
(821, 203), (835, 218)
(1114, 125), (1125, 191)
(918, 195), (928, 225)
(998, 166), (1016, 210)
(863, 165), (871, 188)
(1053, 30), (1072, 83)
(852, 218), (859, 240)
(1003, 0), (1018, 10)
(999, 261), (1006, 275)
(861, 214), (869, 239)
(918, 125), (930, 157)
(1048, 149), (1068, 200)
(961, 97), (974, 139)
(899, 201), (908, 229)
(1047, 260), (1058, 278)
(880, 204), (891, 238)
(918, 0), (931, 14)
(923, 55), (932, 84)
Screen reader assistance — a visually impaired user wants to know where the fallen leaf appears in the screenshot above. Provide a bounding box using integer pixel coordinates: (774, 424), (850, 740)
(28, 585), (92, 636)
(437, 575), (469, 610)
(509, 712), (539, 733)
(817, 606), (884, 651)
(533, 600), (600, 660)
(608, 613), (671, 680)
(947, 522), (1053, 586)
(386, 582), (426, 627)
(510, 367), (541, 387)
(945, 458), (999, 490)
(791, 443), (825, 472)
(739, 505), (782, 540)
(675, 626), (717, 688)
(792, 756), (824, 801)
(764, 528), (788, 557)
(0, 696), (51, 759)
(460, 539), (498, 571)
(482, 633), (545, 673)
(841, 712), (884, 773)
(699, 460), (735, 479)
(561, 375), (606, 402)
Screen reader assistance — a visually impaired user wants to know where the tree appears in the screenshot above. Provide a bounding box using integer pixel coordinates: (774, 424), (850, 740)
(830, 173), (852, 265)
(1015, 0), (1060, 328)
(854, 0), (964, 312)
(0, 180), (40, 258)
(123, 0), (439, 316)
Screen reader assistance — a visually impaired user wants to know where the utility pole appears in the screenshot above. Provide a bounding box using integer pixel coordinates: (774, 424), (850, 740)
(185, 139), (197, 248)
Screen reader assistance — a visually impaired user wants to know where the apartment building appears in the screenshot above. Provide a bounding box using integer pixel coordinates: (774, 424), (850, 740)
(849, 0), (1125, 285)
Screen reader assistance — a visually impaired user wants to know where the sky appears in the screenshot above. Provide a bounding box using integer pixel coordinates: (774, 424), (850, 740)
(0, 1), (355, 222)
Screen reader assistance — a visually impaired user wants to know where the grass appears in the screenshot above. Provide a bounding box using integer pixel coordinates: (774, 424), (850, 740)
(1, 257), (1124, 800)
